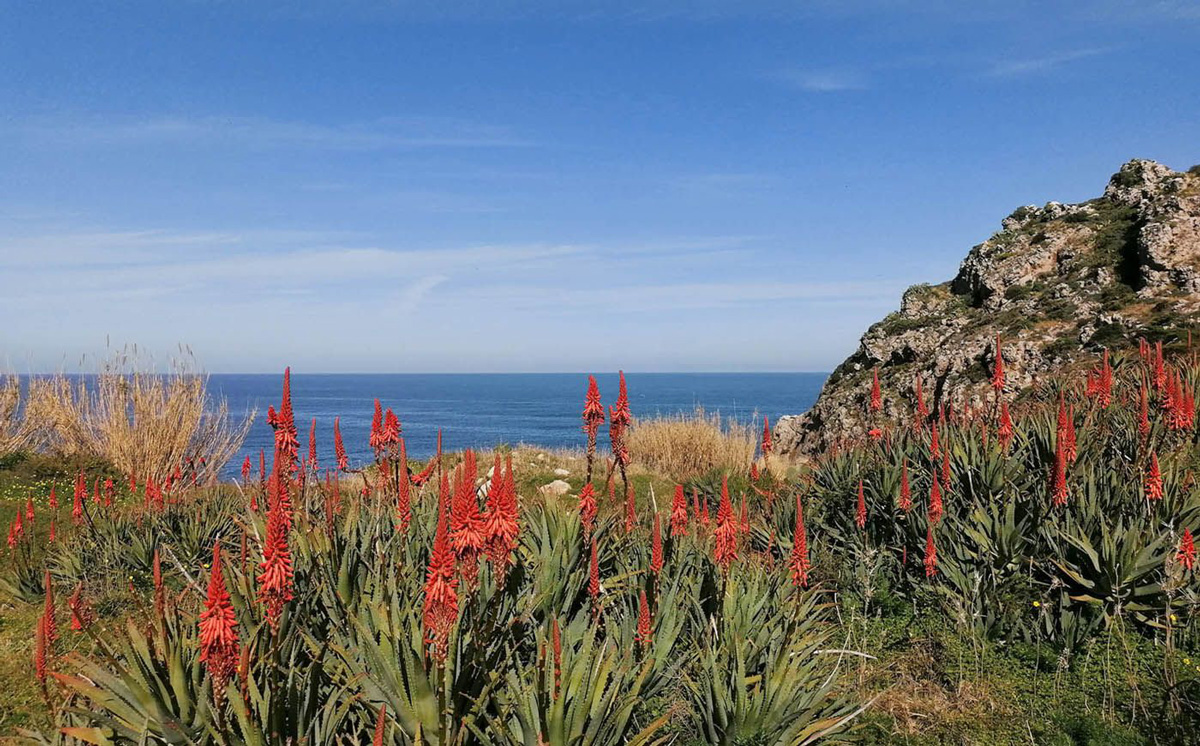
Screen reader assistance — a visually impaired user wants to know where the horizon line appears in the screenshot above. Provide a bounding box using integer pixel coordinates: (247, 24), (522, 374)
(21, 369), (833, 376)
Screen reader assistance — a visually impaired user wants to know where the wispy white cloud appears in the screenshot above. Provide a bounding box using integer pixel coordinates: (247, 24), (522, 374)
(6, 115), (533, 150)
(776, 68), (869, 92)
(987, 47), (1117, 76)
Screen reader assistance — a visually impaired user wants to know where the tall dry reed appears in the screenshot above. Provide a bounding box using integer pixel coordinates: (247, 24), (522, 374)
(0, 373), (32, 453)
(20, 346), (253, 482)
(625, 407), (756, 481)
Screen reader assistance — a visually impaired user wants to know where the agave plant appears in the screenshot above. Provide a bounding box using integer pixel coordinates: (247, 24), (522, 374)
(689, 568), (862, 744)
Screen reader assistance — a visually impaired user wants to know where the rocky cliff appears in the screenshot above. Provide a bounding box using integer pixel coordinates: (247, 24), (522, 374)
(775, 158), (1200, 456)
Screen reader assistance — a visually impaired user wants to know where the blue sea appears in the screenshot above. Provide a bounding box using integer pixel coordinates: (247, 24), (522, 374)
(209, 373), (826, 474)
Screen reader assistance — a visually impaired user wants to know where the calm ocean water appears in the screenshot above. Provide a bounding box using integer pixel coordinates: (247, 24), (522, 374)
(209, 373), (827, 475)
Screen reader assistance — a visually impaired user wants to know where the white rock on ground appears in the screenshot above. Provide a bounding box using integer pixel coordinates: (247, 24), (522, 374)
(538, 480), (571, 497)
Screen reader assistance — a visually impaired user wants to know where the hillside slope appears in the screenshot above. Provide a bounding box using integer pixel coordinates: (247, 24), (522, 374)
(776, 158), (1200, 455)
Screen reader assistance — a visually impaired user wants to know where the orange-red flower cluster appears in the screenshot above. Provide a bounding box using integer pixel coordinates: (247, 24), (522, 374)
(608, 372), (632, 468)
(450, 451), (486, 588)
(670, 484), (688, 537)
(1146, 452), (1164, 501)
(578, 483), (598, 538)
(1086, 350), (1114, 408)
(423, 485), (458, 661)
(636, 589), (653, 651)
(713, 476), (738, 570)
(789, 494), (810, 588)
(992, 336), (1005, 393)
(582, 375), (605, 440)
(68, 582), (95, 632)
(333, 417), (349, 471)
(924, 526), (938, 578)
(199, 542), (239, 698)
(257, 454), (294, 630)
(1178, 528), (1196, 571)
(482, 453), (520, 580)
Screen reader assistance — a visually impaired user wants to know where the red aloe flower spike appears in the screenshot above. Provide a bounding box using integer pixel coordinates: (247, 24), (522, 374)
(701, 497), (711, 527)
(1051, 440), (1069, 507)
(713, 475), (738, 570)
(789, 493), (810, 588)
(1146, 452), (1164, 501)
(373, 705), (387, 746)
(924, 525), (938, 578)
(761, 417), (772, 458)
(242, 456), (252, 484)
(582, 375), (605, 483)
(750, 462), (759, 481)
(307, 418), (318, 473)
(70, 581), (95, 632)
(650, 514), (664, 575)
(578, 483), (598, 538)
(333, 417), (348, 471)
(199, 542), (239, 701)
(43, 570), (57, 646)
(270, 368), (299, 471)
(929, 472), (943, 525)
(369, 399), (383, 455)
(624, 482), (637, 534)
(636, 589), (653, 651)
(92, 477), (101, 505)
(482, 452), (520, 580)
(257, 452), (294, 630)
(930, 423), (940, 461)
(855, 479), (867, 530)
(582, 375), (606, 434)
(869, 367), (883, 413)
(1178, 528), (1196, 571)
(396, 439), (412, 532)
(609, 372), (632, 469)
(669, 484), (688, 537)
(423, 482), (459, 662)
(588, 538), (601, 615)
(998, 401), (1015, 451)
(449, 454), (486, 589)
(899, 460), (912, 512)
(72, 472), (84, 525)
(25, 498), (34, 524)
(48, 485), (57, 512)
(941, 449), (952, 493)
(991, 335), (1005, 393)
(382, 408), (401, 449)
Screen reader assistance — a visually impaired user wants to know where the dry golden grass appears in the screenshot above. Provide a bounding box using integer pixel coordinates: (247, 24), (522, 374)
(17, 346), (253, 482)
(0, 373), (32, 453)
(625, 407), (756, 481)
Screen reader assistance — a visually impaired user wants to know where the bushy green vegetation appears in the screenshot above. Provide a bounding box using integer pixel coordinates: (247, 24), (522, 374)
(4, 346), (1200, 744)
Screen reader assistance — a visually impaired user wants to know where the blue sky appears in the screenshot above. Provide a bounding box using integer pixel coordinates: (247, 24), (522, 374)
(2, 0), (1198, 373)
